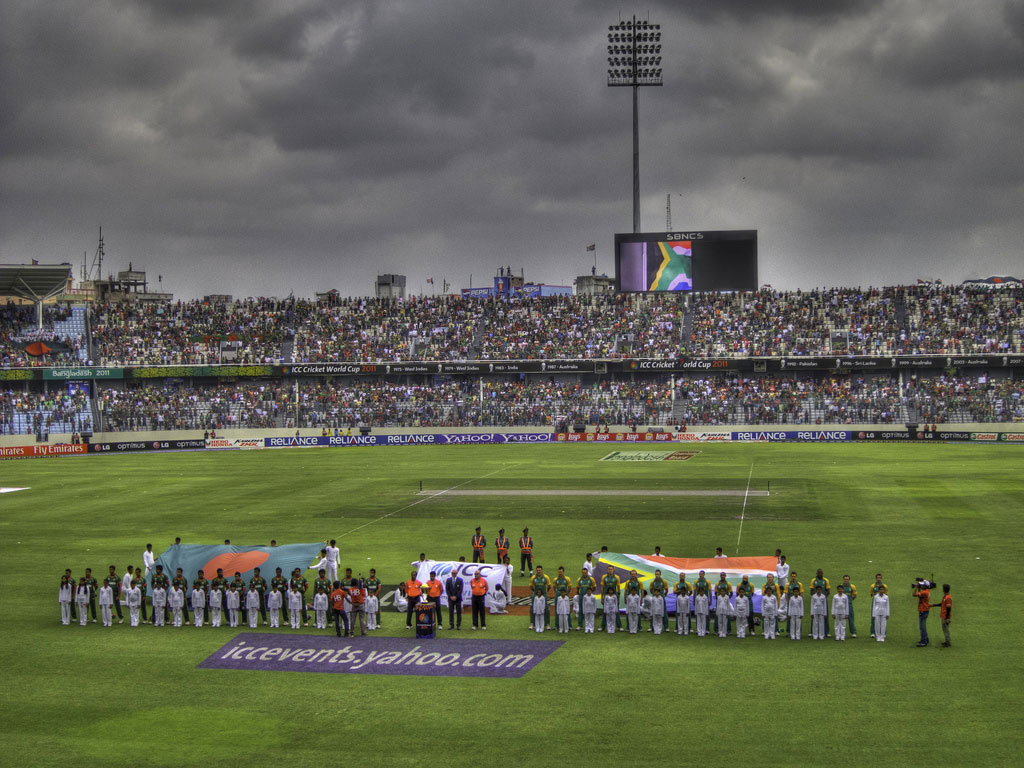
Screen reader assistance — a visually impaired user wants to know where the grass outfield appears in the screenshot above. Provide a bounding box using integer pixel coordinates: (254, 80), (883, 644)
(2, 442), (1022, 768)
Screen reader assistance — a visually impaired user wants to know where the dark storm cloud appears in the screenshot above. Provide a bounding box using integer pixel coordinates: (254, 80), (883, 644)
(1, 0), (1022, 299)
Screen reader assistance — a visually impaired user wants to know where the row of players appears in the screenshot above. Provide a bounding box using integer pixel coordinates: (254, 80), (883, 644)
(57, 563), (385, 631)
(511, 566), (892, 641)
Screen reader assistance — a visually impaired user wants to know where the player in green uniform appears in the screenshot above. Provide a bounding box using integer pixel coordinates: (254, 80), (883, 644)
(249, 568), (268, 625)
(841, 574), (858, 638)
(105, 565), (124, 625)
(210, 568), (228, 623)
(785, 572), (804, 635)
(869, 573), (887, 638)
(576, 568), (597, 631)
(84, 568), (99, 623)
(714, 573), (732, 635)
(172, 568), (190, 623)
(132, 567), (148, 623)
(290, 568), (310, 626)
(812, 569), (831, 637)
(530, 566), (552, 629)
(673, 572), (691, 634)
(625, 570), (644, 631)
(600, 569), (622, 631)
(151, 565), (171, 623)
(649, 571), (668, 632)
(271, 568), (289, 624)
(192, 569), (210, 626)
(736, 575), (756, 636)
(364, 569), (382, 629)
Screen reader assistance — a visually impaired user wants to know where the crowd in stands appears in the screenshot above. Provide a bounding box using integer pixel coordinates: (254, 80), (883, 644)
(0, 303), (85, 367)
(4, 373), (1016, 435)
(90, 298), (296, 366)
(2, 286), (1023, 367)
(0, 389), (92, 435)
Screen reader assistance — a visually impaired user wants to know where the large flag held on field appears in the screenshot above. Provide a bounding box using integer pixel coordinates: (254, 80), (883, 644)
(594, 553), (780, 613)
(152, 543), (325, 586)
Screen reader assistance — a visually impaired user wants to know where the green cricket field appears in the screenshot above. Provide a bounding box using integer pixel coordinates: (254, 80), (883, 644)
(1, 441), (1021, 767)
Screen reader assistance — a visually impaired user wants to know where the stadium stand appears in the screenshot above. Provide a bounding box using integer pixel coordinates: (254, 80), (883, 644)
(0, 285), (1020, 434)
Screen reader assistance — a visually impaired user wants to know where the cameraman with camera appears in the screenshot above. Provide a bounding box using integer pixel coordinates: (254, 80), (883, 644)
(912, 577), (936, 647)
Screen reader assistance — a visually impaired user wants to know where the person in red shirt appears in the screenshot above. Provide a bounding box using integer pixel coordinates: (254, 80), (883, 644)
(470, 570), (488, 630)
(348, 580), (367, 636)
(330, 582), (349, 637)
(913, 579), (932, 647)
(425, 571), (444, 630)
(405, 571), (422, 629)
(933, 584), (953, 647)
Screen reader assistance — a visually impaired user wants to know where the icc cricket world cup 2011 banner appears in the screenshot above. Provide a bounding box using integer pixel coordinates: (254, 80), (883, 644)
(153, 543), (327, 586)
(412, 560), (508, 608)
(594, 553), (780, 614)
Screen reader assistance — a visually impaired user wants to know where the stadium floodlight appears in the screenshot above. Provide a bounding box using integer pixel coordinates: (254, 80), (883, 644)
(607, 15), (663, 232)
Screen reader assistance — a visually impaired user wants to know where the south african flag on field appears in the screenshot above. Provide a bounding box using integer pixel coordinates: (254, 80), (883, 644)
(593, 553), (779, 613)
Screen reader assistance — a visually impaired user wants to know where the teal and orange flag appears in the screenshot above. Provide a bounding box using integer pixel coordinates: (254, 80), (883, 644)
(152, 543), (325, 584)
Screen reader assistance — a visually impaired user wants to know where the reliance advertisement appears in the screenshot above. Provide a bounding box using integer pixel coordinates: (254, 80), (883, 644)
(264, 433), (554, 448)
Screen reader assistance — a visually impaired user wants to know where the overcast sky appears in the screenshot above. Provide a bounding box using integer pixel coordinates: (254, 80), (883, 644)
(2, 0), (1022, 300)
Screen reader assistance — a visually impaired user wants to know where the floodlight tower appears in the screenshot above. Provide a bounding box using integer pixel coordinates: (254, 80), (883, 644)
(607, 16), (663, 233)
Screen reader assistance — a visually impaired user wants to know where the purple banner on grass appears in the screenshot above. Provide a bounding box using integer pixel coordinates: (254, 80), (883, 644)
(198, 633), (563, 678)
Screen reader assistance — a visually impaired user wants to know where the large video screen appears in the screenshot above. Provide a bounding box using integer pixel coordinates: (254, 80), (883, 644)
(615, 230), (758, 292)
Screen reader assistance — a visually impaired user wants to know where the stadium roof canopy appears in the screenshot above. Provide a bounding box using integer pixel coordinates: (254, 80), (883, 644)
(0, 263), (73, 303)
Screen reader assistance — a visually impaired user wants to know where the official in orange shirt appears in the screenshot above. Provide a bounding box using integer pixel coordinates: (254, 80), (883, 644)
(330, 582), (349, 637)
(519, 528), (533, 576)
(470, 570), (488, 630)
(912, 579), (932, 647)
(472, 527), (486, 563)
(425, 571), (444, 629)
(405, 571), (422, 629)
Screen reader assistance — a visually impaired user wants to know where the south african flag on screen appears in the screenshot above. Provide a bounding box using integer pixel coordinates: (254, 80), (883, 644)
(649, 241), (693, 291)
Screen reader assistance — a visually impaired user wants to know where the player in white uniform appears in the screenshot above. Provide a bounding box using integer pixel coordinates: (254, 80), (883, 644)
(326, 540), (340, 582)
(694, 590), (710, 637)
(208, 585), (223, 628)
(556, 594), (571, 633)
(125, 583), (141, 627)
(226, 586), (240, 628)
(626, 589), (642, 634)
(287, 586), (302, 629)
(761, 591), (778, 639)
(151, 585), (167, 627)
(268, 587), (282, 628)
(191, 587), (206, 627)
(715, 593), (731, 638)
(811, 587), (827, 640)
(314, 589), (329, 629)
(532, 594), (547, 633)
(776, 556), (790, 588)
(582, 589), (597, 633)
(603, 593), (618, 634)
(245, 587), (260, 628)
(98, 584), (113, 626)
(142, 544), (156, 576)
(59, 577), (74, 625)
(650, 591), (665, 635)
(169, 586), (184, 627)
(871, 591), (890, 642)
(831, 589), (849, 641)
(734, 594), (750, 638)
(788, 593), (804, 640)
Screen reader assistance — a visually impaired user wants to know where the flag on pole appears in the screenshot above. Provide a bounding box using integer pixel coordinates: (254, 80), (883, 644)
(586, 244), (596, 252)
(427, 278), (434, 284)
